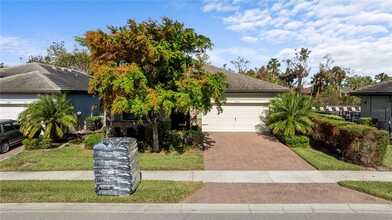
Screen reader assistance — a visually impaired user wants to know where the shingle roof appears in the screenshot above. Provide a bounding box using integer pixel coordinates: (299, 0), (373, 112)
(350, 78), (392, 96)
(0, 63), (92, 94)
(203, 64), (289, 93)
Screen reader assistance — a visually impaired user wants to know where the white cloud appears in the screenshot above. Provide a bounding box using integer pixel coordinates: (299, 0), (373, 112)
(202, 1), (239, 12)
(0, 35), (46, 58)
(283, 21), (303, 30)
(223, 9), (271, 31)
(203, 0), (392, 75)
(241, 36), (258, 43)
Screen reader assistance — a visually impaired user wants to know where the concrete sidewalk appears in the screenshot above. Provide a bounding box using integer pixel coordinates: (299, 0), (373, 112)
(1, 170), (391, 183)
(1, 203), (391, 214)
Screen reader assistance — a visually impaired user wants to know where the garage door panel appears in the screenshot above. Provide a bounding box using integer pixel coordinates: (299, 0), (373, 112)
(202, 103), (269, 132)
(0, 104), (26, 120)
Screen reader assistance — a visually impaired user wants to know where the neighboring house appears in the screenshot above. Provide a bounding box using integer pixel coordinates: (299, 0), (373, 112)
(198, 64), (289, 132)
(0, 63), (99, 127)
(350, 78), (392, 131)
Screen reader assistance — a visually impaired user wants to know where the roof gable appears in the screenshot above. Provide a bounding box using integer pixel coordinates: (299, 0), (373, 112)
(0, 63), (92, 94)
(350, 78), (392, 95)
(203, 64), (289, 93)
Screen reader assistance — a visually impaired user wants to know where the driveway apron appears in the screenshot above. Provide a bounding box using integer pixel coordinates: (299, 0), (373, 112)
(203, 132), (315, 171)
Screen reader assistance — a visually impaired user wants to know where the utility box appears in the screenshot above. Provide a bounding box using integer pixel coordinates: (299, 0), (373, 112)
(93, 137), (141, 196)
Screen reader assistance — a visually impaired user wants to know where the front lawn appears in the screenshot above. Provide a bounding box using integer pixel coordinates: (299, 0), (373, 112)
(338, 181), (392, 201)
(292, 147), (364, 170)
(0, 180), (203, 203)
(0, 144), (204, 171)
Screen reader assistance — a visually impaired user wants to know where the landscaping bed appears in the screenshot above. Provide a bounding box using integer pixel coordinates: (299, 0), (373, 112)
(0, 180), (203, 203)
(0, 144), (204, 171)
(338, 181), (392, 201)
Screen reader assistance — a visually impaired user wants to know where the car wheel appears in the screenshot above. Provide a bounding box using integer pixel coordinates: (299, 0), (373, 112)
(0, 142), (10, 153)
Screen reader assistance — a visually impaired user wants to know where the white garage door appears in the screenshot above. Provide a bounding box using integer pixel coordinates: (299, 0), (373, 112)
(202, 103), (269, 132)
(0, 104), (26, 120)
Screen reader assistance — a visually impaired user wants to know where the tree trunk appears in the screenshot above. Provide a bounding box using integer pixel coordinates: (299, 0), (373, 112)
(151, 117), (160, 153)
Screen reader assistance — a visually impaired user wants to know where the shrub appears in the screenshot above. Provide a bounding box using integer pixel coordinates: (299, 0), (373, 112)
(317, 114), (345, 121)
(278, 135), (309, 148)
(360, 117), (378, 127)
(39, 139), (53, 149)
(23, 138), (53, 150)
(85, 116), (102, 131)
(307, 114), (389, 166)
(161, 130), (204, 151)
(267, 93), (315, 136)
(83, 133), (104, 150)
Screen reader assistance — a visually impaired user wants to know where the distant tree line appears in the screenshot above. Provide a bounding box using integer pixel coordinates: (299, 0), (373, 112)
(27, 41), (90, 72)
(227, 49), (389, 106)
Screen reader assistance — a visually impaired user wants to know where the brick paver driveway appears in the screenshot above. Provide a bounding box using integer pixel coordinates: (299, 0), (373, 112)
(203, 132), (315, 171)
(183, 183), (391, 204)
(184, 133), (390, 204)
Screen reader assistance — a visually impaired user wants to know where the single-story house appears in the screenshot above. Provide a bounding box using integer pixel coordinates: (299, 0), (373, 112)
(350, 78), (392, 131)
(110, 64), (289, 135)
(0, 63), (99, 126)
(197, 64), (289, 133)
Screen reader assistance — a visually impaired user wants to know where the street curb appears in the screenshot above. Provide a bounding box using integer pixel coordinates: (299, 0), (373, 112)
(1, 203), (391, 214)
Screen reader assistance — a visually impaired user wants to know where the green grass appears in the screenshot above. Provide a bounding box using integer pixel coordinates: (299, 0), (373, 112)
(382, 145), (392, 169)
(338, 181), (392, 201)
(0, 144), (204, 171)
(0, 180), (203, 203)
(292, 147), (364, 170)
(0, 144), (92, 171)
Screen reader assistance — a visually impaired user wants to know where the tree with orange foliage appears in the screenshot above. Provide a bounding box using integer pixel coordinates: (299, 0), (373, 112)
(80, 17), (227, 152)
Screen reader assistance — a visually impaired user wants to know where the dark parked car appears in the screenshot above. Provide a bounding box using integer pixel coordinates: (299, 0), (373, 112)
(0, 119), (25, 153)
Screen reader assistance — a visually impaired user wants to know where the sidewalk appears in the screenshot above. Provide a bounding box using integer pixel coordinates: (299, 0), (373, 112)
(1, 203), (391, 214)
(1, 170), (392, 183)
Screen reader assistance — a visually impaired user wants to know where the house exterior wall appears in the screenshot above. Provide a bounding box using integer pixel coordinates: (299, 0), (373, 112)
(68, 94), (100, 127)
(0, 93), (99, 127)
(360, 95), (392, 130)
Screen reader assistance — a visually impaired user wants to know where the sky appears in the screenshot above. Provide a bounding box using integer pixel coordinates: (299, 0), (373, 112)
(1, 0), (392, 82)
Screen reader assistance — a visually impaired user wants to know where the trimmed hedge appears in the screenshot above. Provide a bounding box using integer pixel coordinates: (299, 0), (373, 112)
(83, 133), (104, 150)
(316, 114), (345, 121)
(277, 135), (309, 148)
(308, 114), (389, 166)
(360, 117), (378, 127)
(22, 138), (53, 150)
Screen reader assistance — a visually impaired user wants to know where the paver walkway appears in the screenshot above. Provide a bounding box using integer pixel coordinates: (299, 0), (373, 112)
(203, 132), (315, 170)
(182, 183), (391, 204)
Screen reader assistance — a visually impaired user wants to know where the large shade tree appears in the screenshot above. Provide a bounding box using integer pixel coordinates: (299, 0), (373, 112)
(81, 17), (228, 152)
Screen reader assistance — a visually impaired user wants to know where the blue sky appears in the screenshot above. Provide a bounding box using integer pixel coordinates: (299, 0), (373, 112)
(1, 0), (391, 81)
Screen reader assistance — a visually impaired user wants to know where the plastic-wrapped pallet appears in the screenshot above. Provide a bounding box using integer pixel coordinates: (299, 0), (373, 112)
(93, 137), (141, 196)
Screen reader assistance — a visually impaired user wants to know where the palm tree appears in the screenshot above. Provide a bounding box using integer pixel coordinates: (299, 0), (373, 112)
(18, 93), (78, 140)
(267, 93), (315, 137)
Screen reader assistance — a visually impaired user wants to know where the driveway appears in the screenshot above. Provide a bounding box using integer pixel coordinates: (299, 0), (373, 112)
(183, 183), (391, 204)
(0, 144), (24, 161)
(203, 132), (315, 171)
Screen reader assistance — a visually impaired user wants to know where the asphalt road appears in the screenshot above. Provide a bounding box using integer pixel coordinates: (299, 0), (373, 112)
(1, 212), (391, 220)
